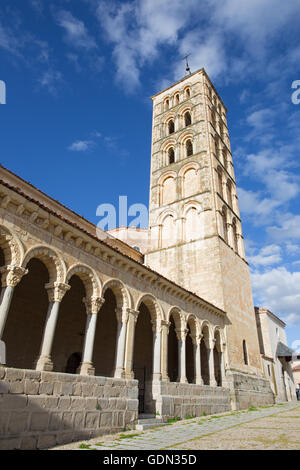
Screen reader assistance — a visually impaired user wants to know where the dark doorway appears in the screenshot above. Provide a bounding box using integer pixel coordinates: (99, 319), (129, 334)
(65, 352), (82, 374)
(168, 316), (178, 382)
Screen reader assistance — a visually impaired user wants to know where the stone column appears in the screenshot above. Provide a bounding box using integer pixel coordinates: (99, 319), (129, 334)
(152, 318), (162, 382)
(36, 282), (71, 371)
(79, 296), (105, 376)
(193, 334), (203, 385)
(208, 339), (217, 387)
(220, 349), (227, 387)
(0, 265), (28, 339)
(124, 309), (139, 379)
(176, 328), (188, 383)
(114, 307), (129, 378)
(160, 320), (170, 382)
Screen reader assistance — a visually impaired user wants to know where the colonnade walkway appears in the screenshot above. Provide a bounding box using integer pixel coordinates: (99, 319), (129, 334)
(52, 401), (300, 450)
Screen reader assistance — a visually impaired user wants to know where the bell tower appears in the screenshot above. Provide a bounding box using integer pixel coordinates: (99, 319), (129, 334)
(145, 68), (264, 376)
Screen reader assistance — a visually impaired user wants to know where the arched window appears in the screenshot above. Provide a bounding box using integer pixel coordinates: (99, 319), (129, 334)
(164, 99), (169, 111)
(175, 93), (180, 104)
(183, 167), (199, 198)
(226, 181), (233, 208)
(162, 176), (176, 205)
(217, 169), (223, 197)
(168, 147), (175, 164)
(232, 220), (238, 253)
(186, 139), (193, 157)
(211, 110), (216, 129)
(161, 214), (176, 248)
(185, 88), (191, 99)
(222, 209), (228, 243)
(184, 111), (191, 127)
(168, 119), (175, 135)
(243, 340), (248, 365)
(222, 149), (227, 167)
(185, 207), (201, 242)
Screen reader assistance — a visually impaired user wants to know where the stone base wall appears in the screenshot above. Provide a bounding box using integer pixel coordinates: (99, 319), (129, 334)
(0, 367), (138, 450)
(152, 382), (231, 419)
(226, 369), (275, 410)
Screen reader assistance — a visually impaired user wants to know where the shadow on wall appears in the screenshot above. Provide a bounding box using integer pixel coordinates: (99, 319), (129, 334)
(0, 366), (139, 450)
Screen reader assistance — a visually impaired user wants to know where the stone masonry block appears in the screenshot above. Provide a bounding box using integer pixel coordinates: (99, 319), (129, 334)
(30, 412), (50, 431)
(8, 411), (29, 434)
(24, 379), (39, 395)
(39, 382), (54, 395)
(99, 412), (112, 428)
(85, 412), (100, 429)
(0, 394), (27, 410)
(5, 368), (25, 381)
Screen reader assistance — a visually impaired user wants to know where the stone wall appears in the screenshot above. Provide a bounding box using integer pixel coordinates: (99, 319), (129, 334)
(226, 370), (275, 410)
(0, 366), (138, 450)
(152, 382), (231, 419)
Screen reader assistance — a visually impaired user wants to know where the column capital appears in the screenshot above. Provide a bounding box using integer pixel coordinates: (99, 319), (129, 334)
(45, 282), (71, 303)
(127, 309), (139, 323)
(161, 319), (170, 331)
(175, 328), (188, 341)
(83, 296), (105, 315)
(0, 265), (28, 288)
(191, 333), (203, 346)
(151, 318), (161, 333)
(115, 307), (130, 324)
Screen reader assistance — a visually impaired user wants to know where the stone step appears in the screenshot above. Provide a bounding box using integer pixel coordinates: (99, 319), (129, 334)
(135, 416), (166, 430)
(135, 421), (167, 431)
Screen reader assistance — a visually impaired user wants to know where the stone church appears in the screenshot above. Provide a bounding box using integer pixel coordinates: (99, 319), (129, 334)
(0, 68), (275, 450)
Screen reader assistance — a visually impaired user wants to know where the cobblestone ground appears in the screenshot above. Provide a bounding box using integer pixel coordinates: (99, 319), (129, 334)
(52, 402), (300, 451)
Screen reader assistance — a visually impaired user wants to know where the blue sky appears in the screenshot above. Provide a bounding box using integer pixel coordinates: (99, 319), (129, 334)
(0, 0), (300, 347)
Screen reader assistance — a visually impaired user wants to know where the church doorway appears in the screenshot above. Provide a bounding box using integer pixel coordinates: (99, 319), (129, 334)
(132, 302), (153, 414)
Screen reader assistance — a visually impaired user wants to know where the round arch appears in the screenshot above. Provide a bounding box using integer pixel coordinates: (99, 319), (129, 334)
(22, 245), (66, 284)
(0, 225), (24, 266)
(102, 278), (132, 310)
(66, 263), (101, 298)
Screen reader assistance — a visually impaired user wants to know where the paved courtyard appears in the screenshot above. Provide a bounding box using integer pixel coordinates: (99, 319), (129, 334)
(52, 401), (300, 450)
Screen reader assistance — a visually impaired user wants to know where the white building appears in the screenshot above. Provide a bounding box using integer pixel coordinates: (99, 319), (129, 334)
(255, 307), (297, 402)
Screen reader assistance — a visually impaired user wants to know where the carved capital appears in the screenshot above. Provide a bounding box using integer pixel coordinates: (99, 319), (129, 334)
(0, 265), (28, 288)
(115, 307), (129, 324)
(175, 328), (188, 342)
(83, 296), (105, 315)
(161, 320), (170, 333)
(45, 282), (71, 303)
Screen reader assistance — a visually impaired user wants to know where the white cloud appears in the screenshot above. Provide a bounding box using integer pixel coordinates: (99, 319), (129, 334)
(56, 10), (97, 50)
(38, 69), (62, 95)
(68, 140), (94, 152)
(251, 267), (300, 325)
(248, 244), (282, 267)
(267, 215), (300, 242)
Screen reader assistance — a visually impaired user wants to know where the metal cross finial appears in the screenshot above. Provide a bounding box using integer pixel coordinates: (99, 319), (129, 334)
(183, 53), (192, 75)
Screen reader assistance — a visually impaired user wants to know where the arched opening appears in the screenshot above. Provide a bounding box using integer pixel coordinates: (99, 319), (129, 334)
(167, 315), (178, 382)
(184, 112), (191, 127)
(186, 139), (193, 156)
(168, 119), (175, 135)
(133, 303), (154, 414)
(222, 209), (228, 243)
(217, 168), (223, 197)
(168, 147), (175, 164)
(201, 325), (210, 385)
(214, 330), (222, 386)
(243, 340), (248, 365)
(226, 181), (233, 207)
(2, 258), (49, 369)
(0, 247), (5, 267)
(175, 93), (180, 104)
(185, 88), (191, 99)
(164, 99), (169, 111)
(186, 323), (195, 384)
(65, 352), (81, 374)
(93, 288), (118, 377)
(51, 275), (87, 373)
(232, 220), (239, 254)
